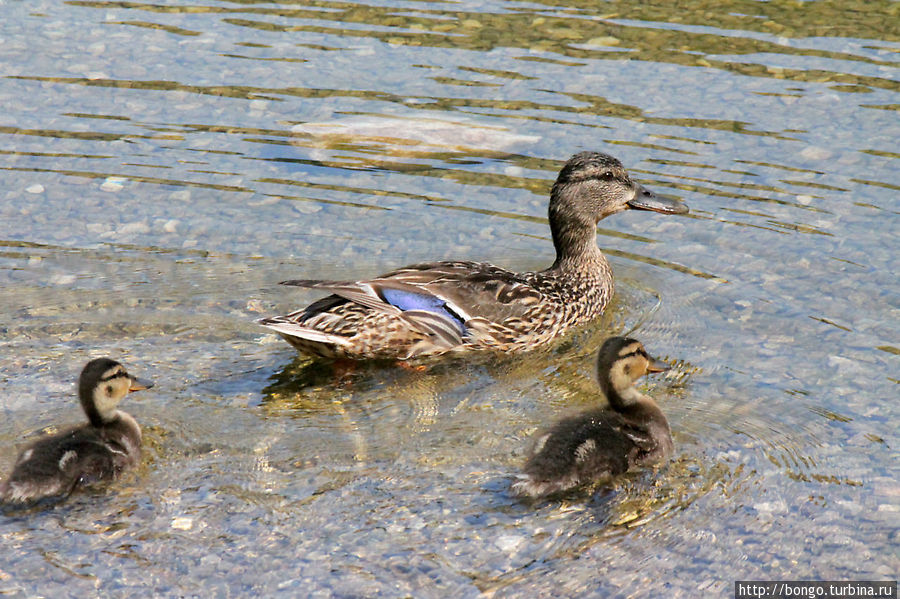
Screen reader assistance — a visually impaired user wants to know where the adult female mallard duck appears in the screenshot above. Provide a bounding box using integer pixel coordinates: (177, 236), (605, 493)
(511, 336), (673, 498)
(0, 358), (152, 505)
(260, 152), (688, 360)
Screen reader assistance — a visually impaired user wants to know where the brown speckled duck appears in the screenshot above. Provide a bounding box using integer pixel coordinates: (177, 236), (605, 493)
(259, 152), (688, 360)
(511, 337), (673, 498)
(0, 358), (151, 506)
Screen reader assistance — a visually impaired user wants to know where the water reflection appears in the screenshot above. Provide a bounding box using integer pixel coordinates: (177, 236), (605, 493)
(1, 0), (898, 595)
(290, 113), (539, 162)
(59, 0), (899, 91)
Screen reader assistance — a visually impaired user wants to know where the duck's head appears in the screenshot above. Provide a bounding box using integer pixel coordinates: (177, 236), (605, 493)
(79, 358), (153, 426)
(551, 152), (688, 221)
(597, 336), (669, 406)
(548, 152), (688, 259)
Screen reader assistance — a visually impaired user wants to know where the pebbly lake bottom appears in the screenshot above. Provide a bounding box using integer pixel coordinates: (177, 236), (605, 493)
(0, 246), (896, 597)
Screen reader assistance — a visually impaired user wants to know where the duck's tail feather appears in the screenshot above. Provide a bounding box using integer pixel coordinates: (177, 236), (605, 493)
(257, 317), (352, 349)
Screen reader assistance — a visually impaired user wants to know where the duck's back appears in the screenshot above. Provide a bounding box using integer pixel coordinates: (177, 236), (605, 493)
(0, 417), (140, 505)
(373, 260), (613, 327)
(300, 261), (546, 326)
(279, 259), (613, 359)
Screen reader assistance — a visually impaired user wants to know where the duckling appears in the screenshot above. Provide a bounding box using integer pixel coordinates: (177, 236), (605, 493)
(511, 337), (672, 498)
(0, 358), (152, 505)
(260, 151), (688, 360)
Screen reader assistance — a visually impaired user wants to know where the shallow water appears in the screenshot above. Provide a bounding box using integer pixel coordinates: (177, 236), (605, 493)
(0, 0), (897, 596)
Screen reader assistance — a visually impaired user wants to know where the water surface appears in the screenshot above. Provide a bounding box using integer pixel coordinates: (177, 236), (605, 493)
(0, 0), (897, 596)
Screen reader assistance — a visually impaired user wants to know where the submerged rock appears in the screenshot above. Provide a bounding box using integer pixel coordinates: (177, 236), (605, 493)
(290, 114), (539, 162)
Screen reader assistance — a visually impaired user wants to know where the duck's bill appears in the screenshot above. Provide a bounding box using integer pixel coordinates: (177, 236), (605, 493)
(647, 357), (671, 373)
(628, 184), (689, 215)
(129, 377), (154, 392)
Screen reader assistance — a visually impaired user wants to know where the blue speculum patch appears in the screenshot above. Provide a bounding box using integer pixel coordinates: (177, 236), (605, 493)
(380, 288), (467, 334)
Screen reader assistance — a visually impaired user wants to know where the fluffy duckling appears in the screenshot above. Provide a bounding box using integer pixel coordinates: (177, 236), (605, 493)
(0, 358), (152, 505)
(511, 337), (672, 498)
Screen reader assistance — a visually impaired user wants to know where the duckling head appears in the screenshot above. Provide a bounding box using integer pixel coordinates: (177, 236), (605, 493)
(597, 336), (669, 408)
(79, 358), (153, 426)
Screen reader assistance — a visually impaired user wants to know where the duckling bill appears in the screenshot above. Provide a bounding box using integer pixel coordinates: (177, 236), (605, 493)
(511, 337), (673, 499)
(0, 358), (151, 506)
(260, 152), (688, 360)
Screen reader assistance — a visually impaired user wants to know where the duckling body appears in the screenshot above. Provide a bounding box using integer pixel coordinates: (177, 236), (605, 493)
(511, 337), (672, 498)
(0, 358), (151, 505)
(260, 152), (688, 361)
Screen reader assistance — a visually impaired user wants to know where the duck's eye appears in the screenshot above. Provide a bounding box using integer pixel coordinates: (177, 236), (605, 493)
(603, 171), (613, 179)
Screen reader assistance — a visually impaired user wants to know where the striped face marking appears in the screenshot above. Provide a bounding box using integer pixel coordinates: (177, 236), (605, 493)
(99, 365), (127, 383)
(618, 342), (649, 363)
(609, 342), (647, 386)
(603, 338), (670, 406)
(605, 340), (666, 404)
(92, 365), (133, 419)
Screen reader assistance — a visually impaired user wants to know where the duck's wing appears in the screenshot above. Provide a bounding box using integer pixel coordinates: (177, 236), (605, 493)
(281, 260), (546, 332)
(271, 278), (466, 350)
(618, 424), (658, 453)
(381, 261), (546, 322)
(0, 429), (116, 505)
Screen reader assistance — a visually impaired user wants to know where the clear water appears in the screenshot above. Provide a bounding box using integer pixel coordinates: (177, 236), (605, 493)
(0, 0), (897, 596)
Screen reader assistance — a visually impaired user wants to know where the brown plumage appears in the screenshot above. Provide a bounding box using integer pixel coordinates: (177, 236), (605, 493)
(260, 152), (688, 360)
(511, 337), (674, 498)
(1, 358), (152, 506)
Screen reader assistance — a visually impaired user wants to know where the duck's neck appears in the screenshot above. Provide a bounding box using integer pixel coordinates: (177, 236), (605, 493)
(600, 369), (673, 456)
(600, 373), (663, 420)
(115, 410), (142, 443)
(80, 392), (116, 427)
(547, 186), (608, 273)
(548, 216), (607, 273)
